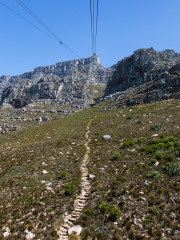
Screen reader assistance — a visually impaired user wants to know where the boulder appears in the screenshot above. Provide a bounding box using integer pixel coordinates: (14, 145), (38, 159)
(103, 135), (111, 140)
(68, 225), (82, 236)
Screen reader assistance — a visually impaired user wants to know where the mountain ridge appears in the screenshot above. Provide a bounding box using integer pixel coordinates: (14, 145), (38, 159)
(1, 48), (180, 109)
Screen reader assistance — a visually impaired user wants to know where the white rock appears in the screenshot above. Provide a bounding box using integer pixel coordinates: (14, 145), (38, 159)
(89, 174), (95, 179)
(154, 161), (159, 167)
(2, 227), (10, 232)
(26, 232), (35, 240)
(152, 134), (158, 137)
(42, 170), (48, 174)
(68, 225), (82, 236)
(103, 135), (111, 140)
(3, 232), (10, 238)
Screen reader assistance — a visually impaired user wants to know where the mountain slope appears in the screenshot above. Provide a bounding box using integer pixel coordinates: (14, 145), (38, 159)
(0, 99), (179, 239)
(0, 55), (114, 108)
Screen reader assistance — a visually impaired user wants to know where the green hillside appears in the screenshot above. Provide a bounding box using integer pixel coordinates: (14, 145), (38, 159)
(0, 99), (179, 239)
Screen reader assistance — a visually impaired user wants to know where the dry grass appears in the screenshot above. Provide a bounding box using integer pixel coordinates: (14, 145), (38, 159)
(0, 99), (179, 239)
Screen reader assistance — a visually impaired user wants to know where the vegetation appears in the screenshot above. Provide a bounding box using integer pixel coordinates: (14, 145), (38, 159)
(0, 99), (179, 239)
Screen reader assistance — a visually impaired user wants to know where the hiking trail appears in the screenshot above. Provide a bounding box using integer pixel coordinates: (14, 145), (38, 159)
(58, 119), (93, 239)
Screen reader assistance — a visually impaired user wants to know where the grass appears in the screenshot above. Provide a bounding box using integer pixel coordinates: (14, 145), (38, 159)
(0, 110), (91, 239)
(80, 99), (180, 239)
(0, 99), (180, 239)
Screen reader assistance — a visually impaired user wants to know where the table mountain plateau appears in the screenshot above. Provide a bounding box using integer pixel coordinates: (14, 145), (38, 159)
(0, 48), (180, 109)
(0, 54), (113, 108)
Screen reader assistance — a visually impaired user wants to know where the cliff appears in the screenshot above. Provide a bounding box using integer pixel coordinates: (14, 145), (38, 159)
(0, 55), (114, 108)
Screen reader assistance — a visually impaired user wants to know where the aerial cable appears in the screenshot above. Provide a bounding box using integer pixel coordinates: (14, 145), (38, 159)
(62, 43), (81, 59)
(0, 1), (57, 41)
(16, 0), (61, 43)
(92, 0), (95, 54)
(90, 0), (93, 54)
(15, 0), (80, 59)
(95, 0), (99, 53)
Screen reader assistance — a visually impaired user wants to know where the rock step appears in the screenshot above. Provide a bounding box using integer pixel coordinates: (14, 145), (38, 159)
(62, 224), (71, 229)
(58, 120), (93, 239)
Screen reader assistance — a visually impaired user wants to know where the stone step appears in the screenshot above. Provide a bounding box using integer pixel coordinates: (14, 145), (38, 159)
(62, 224), (71, 229)
(68, 217), (76, 222)
(59, 228), (67, 233)
(76, 203), (85, 207)
(59, 237), (69, 240)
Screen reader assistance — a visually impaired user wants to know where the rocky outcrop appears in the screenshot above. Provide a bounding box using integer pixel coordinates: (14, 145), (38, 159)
(101, 48), (180, 108)
(0, 75), (11, 97)
(0, 124), (19, 134)
(0, 55), (114, 108)
(105, 48), (180, 95)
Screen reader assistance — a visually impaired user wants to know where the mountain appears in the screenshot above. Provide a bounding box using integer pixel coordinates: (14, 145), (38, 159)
(1, 48), (180, 110)
(0, 55), (114, 108)
(101, 48), (180, 108)
(0, 48), (180, 240)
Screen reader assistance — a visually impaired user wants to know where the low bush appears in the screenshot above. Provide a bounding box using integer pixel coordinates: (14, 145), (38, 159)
(165, 154), (174, 162)
(64, 184), (76, 196)
(57, 140), (63, 146)
(156, 151), (163, 160)
(100, 202), (109, 214)
(166, 163), (180, 176)
(128, 141), (135, 146)
(146, 170), (160, 178)
(137, 138), (143, 144)
(109, 206), (120, 221)
(59, 170), (67, 179)
(112, 152), (121, 160)
(151, 159), (157, 164)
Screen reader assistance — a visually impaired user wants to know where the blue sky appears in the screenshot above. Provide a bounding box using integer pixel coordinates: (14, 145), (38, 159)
(1, 0), (180, 76)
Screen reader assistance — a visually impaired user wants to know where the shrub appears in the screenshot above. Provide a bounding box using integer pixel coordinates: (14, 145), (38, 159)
(166, 163), (180, 176)
(128, 141), (135, 146)
(64, 184), (76, 196)
(166, 142), (174, 149)
(164, 137), (174, 143)
(59, 170), (67, 179)
(122, 142), (129, 148)
(174, 140), (180, 147)
(84, 208), (95, 216)
(140, 146), (147, 152)
(148, 207), (158, 215)
(100, 202), (109, 214)
(156, 151), (163, 160)
(167, 147), (174, 153)
(147, 146), (155, 154)
(146, 170), (160, 178)
(112, 152), (121, 160)
(156, 143), (165, 149)
(149, 124), (162, 131)
(149, 138), (161, 145)
(122, 141), (135, 148)
(165, 154), (174, 162)
(137, 138), (143, 144)
(160, 134), (166, 139)
(165, 162), (171, 168)
(151, 159), (157, 164)
(57, 140), (63, 146)
(109, 206), (120, 221)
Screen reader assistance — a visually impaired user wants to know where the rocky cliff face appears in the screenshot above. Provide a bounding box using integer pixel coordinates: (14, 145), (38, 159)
(0, 75), (12, 96)
(0, 55), (114, 108)
(1, 48), (180, 109)
(105, 48), (180, 95)
(100, 48), (180, 109)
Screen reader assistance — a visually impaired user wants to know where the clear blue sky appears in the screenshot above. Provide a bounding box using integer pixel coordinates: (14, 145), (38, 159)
(1, 0), (180, 76)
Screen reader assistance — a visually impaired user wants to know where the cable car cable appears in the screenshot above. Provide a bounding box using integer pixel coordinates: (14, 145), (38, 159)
(0, 1), (57, 41)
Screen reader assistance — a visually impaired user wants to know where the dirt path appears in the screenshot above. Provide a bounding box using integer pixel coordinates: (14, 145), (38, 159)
(58, 119), (93, 239)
